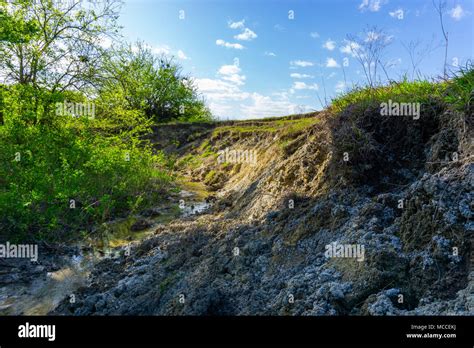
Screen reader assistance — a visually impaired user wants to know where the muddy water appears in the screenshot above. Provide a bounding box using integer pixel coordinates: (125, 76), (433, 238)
(0, 257), (91, 315)
(0, 182), (211, 315)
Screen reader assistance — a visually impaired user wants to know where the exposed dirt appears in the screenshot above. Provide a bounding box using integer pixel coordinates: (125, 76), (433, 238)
(49, 108), (473, 316)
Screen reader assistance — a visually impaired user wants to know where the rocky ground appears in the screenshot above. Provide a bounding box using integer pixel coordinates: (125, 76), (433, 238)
(51, 110), (473, 316)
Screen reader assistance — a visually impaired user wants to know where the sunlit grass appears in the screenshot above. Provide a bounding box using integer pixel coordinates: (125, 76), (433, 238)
(330, 63), (473, 115)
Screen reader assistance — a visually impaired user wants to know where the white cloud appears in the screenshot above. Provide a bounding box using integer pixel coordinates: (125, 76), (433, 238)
(228, 19), (245, 29)
(335, 81), (347, 93)
(272, 91), (290, 99)
(207, 102), (233, 117)
(265, 51), (276, 57)
(218, 64), (246, 86)
(197, 79), (316, 119)
(216, 39), (244, 50)
(365, 31), (380, 42)
(292, 81), (319, 90)
(151, 45), (171, 55)
(240, 92), (301, 119)
(323, 39), (336, 51)
(364, 31), (393, 44)
(195, 59), (249, 117)
(195, 78), (237, 94)
(310, 32), (320, 38)
(221, 74), (246, 85)
(197, 53), (319, 119)
(197, 78), (313, 119)
(389, 8), (404, 19)
(177, 50), (189, 60)
(359, 0), (383, 12)
(196, 80), (232, 101)
(195, 78), (249, 102)
(449, 5), (468, 21)
(198, 83), (306, 120)
(340, 40), (363, 58)
(234, 28), (257, 41)
(290, 73), (314, 79)
(326, 58), (340, 68)
(218, 65), (240, 75)
(290, 60), (314, 67)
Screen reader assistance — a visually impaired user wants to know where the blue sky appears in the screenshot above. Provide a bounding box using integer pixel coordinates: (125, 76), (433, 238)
(118, 0), (473, 119)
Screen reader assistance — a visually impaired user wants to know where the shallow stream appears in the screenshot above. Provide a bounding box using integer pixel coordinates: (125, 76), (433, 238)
(0, 182), (210, 315)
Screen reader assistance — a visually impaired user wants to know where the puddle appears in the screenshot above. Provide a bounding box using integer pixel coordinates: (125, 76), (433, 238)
(0, 181), (211, 315)
(0, 256), (92, 315)
(179, 190), (211, 217)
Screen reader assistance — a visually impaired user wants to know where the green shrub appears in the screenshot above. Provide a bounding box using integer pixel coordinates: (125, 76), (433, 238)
(330, 78), (447, 115)
(444, 62), (474, 113)
(98, 42), (213, 124)
(0, 85), (173, 243)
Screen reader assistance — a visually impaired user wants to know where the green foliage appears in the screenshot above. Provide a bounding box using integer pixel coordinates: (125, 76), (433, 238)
(444, 62), (474, 112)
(98, 42), (213, 124)
(203, 170), (217, 185)
(213, 117), (320, 137)
(0, 84), (69, 127)
(0, 2), (39, 43)
(0, 0), (214, 244)
(0, 84), (172, 243)
(330, 65), (474, 116)
(199, 141), (216, 158)
(330, 78), (447, 114)
(0, 0), (120, 89)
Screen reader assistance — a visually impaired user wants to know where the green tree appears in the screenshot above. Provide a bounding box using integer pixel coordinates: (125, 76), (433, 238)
(0, 0), (120, 96)
(98, 42), (212, 124)
(0, 3), (39, 43)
